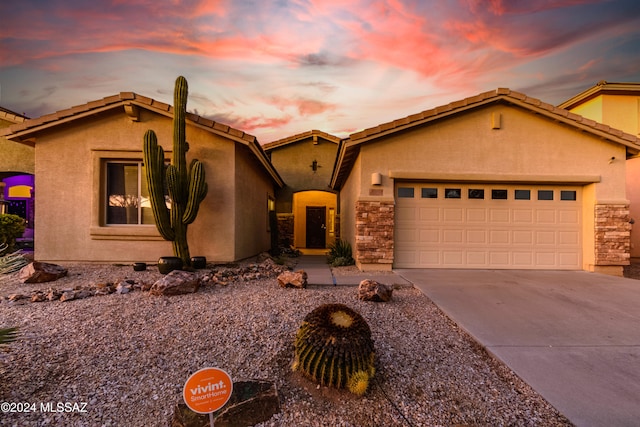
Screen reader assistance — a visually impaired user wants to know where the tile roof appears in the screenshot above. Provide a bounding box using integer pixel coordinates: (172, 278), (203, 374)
(558, 81), (640, 110)
(330, 88), (640, 189)
(0, 92), (283, 187)
(0, 107), (28, 124)
(262, 129), (341, 151)
(0, 92), (259, 144)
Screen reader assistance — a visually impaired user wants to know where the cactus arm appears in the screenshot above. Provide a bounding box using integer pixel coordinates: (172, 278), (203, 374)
(143, 130), (175, 241)
(173, 76), (189, 196)
(183, 159), (208, 225)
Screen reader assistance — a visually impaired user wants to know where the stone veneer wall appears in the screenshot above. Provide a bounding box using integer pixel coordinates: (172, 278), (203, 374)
(594, 204), (631, 266)
(277, 214), (294, 248)
(355, 200), (394, 266)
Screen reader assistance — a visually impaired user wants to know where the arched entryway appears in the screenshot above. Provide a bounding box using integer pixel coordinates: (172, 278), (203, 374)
(292, 191), (338, 250)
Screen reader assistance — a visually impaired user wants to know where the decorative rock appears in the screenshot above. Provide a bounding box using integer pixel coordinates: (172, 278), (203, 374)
(74, 289), (94, 300)
(59, 291), (76, 302)
(31, 292), (46, 302)
(358, 279), (393, 302)
(47, 288), (62, 301)
(171, 380), (280, 427)
(277, 270), (307, 288)
(149, 270), (201, 296)
(19, 262), (68, 283)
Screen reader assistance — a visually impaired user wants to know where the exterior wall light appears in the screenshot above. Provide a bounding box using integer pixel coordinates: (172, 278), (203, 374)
(371, 172), (382, 185)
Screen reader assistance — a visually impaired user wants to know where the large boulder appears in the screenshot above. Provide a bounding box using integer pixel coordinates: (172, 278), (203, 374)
(19, 262), (68, 283)
(150, 270), (201, 296)
(358, 279), (393, 302)
(277, 270), (307, 288)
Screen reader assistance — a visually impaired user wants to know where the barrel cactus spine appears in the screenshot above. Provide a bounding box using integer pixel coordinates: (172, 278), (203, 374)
(143, 76), (208, 267)
(292, 303), (376, 396)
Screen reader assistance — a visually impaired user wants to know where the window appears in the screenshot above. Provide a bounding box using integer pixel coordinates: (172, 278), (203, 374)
(421, 188), (438, 198)
(538, 190), (554, 200)
(267, 195), (276, 232)
(328, 208), (335, 234)
(445, 188), (461, 199)
(561, 190), (577, 201)
(106, 161), (155, 225)
(398, 187), (415, 198)
(492, 189), (508, 199)
(468, 189), (484, 199)
(515, 190), (531, 200)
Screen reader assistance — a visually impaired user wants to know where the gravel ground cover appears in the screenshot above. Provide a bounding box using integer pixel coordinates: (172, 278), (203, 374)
(0, 259), (573, 426)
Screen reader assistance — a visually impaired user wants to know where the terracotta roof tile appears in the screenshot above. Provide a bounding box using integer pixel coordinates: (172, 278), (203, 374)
(227, 127), (244, 138)
(196, 117), (214, 127)
(213, 122), (230, 133)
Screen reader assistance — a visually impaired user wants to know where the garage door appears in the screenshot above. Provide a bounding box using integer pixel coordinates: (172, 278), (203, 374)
(394, 183), (582, 269)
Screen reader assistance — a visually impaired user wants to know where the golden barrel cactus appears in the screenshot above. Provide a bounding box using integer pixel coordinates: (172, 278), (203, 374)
(292, 303), (375, 395)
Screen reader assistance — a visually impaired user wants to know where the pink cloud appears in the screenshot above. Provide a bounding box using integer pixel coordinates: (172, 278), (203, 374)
(268, 96), (337, 117)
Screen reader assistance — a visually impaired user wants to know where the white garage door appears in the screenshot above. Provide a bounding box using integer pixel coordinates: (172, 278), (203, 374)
(394, 183), (582, 269)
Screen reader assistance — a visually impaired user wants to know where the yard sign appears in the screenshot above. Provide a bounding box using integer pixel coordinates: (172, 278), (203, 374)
(183, 367), (233, 423)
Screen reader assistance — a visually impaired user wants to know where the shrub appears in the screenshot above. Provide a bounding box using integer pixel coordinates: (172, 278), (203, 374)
(0, 214), (26, 254)
(327, 239), (355, 267)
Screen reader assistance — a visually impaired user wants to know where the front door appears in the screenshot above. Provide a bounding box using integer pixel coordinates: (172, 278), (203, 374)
(306, 206), (326, 248)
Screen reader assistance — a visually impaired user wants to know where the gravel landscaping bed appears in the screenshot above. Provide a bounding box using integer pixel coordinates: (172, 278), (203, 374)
(0, 259), (572, 426)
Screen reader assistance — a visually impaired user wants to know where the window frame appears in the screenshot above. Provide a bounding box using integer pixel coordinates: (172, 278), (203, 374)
(105, 160), (150, 226)
(90, 150), (168, 241)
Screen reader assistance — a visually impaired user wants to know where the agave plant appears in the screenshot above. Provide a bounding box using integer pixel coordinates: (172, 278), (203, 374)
(0, 327), (18, 349)
(327, 239), (355, 267)
(292, 303), (375, 395)
(0, 243), (29, 274)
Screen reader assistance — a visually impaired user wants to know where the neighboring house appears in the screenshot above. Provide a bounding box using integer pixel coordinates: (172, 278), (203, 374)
(558, 81), (640, 258)
(0, 107), (34, 241)
(0, 93), (283, 263)
(330, 88), (640, 276)
(263, 130), (340, 251)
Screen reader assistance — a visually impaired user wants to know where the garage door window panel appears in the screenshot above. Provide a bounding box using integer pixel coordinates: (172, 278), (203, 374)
(469, 189), (484, 199)
(492, 189), (508, 200)
(538, 190), (554, 200)
(421, 188), (438, 198)
(398, 187), (415, 198)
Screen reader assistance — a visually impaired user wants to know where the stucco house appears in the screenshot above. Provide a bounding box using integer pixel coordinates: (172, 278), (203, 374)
(0, 93), (283, 263)
(263, 130), (340, 251)
(0, 107), (34, 222)
(330, 88), (640, 275)
(558, 81), (640, 258)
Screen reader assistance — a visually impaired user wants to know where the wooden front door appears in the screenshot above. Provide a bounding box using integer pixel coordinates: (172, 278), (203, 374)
(306, 206), (326, 248)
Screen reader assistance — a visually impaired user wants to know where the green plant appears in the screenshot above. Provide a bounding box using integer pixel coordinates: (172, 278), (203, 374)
(0, 327), (18, 349)
(143, 76), (208, 267)
(0, 214), (26, 254)
(0, 243), (29, 274)
(292, 303), (375, 396)
(327, 239), (355, 267)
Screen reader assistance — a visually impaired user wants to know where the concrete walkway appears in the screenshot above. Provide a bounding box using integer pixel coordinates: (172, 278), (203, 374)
(295, 255), (411, 286)
(397, 269), (640, 427)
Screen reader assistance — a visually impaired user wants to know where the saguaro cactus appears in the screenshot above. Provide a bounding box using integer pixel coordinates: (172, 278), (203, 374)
(143, 76), (208, 266)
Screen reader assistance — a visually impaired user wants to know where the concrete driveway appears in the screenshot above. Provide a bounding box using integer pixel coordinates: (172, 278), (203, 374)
(395, 269), (640, 427)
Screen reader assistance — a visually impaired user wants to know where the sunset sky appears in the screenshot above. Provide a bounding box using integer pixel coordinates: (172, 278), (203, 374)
(1, 0), (639, 143)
